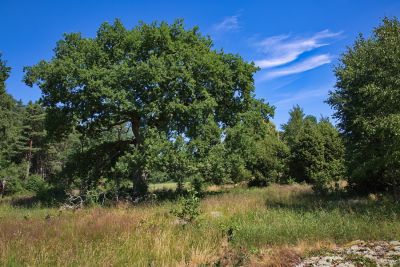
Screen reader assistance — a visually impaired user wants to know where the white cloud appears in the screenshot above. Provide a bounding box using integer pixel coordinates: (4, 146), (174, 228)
(213, 15), (240, 32)
(261, 54), (333, 80)
(254, 30), (341, 69)
(273, 88), (327, 107)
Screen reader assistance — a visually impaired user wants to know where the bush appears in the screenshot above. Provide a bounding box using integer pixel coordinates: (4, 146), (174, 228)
(0, 163), (26, 195)
(287, 119), (345, 193)
(228, 155), (252, 183)
(35, 185), (66, 205)
(247, 170), (266, 187)
(191, 176), (204, 196)
(171, 188), (200, 223)
(4, 177), (25, 195)
(24, 175), (47, 193)
(84, 180), (109, 206)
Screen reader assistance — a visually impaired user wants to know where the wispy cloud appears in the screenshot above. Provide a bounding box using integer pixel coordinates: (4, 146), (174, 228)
(213, 15), (241, 32)
(254, 30), (341, 69)
(261, 54), (333, 80)
(273, 88), (327, 108)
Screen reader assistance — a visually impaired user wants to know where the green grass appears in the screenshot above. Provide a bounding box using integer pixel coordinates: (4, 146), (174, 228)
(1, 184), (400, 266)
(148, 182), (188, 191)
(228, 188), (400, 248)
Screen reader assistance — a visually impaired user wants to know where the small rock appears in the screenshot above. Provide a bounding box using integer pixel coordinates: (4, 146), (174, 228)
(363, 254), (376, 260)
(390, 241), (400, 246)
(337, 263), (355, 267)
(387, 251), (400, 256)
(350, 245), (359, 251)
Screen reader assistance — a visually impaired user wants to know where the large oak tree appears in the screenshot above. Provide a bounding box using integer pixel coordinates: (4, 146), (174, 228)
(24, 19), (267, 195)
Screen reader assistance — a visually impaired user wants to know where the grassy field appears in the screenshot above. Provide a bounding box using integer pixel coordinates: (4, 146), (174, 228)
(148, 182), (184, 191)
(1, 183), (399, 266)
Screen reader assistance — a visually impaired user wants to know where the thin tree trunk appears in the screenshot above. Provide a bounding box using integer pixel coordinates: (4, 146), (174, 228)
(131, 116), (141, 145)
(26, 139), (33, 179)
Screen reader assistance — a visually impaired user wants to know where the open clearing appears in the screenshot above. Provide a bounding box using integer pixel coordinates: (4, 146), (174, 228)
(1, 184), (400, 266)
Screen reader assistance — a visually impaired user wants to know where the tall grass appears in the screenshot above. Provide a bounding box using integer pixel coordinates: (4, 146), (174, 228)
(1, 184), (399, 266)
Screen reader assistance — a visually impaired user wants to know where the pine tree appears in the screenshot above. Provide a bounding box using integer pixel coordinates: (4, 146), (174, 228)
(281, 105), (306, 149)
(0, 54), (23, 169)
(14, 102), (46, 178)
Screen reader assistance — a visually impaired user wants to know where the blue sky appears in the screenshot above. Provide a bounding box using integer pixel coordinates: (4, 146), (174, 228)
(2, 0), (400, 127)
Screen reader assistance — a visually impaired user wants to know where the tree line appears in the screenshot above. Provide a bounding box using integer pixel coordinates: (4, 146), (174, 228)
(0, 17), (399, 201)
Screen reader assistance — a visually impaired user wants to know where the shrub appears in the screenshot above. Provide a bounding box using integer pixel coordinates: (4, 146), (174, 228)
(191, 176), (204, 196)
(171, 188), (200, 223)
(0, 163), (26, 195)
(24, 175), (47, 193)
(35, 185), (66, 205)
(287, 119), (345, 193)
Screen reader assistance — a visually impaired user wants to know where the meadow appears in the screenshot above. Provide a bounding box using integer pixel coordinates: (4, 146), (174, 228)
(1, 183), (399, 266)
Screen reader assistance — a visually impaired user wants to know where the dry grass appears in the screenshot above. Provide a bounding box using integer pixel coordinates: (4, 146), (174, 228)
(0, 206), (223, 266)
(1, 183), (400, 266)
(248, 240), (337, 267)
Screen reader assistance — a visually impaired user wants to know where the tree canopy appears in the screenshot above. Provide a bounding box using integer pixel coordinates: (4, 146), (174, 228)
(282, 106), (344, 192)
(3, 17), (398, 201)
(328, 17), (400, 193)
(0, 54), (20, 169)
(24, 19), (274, 196)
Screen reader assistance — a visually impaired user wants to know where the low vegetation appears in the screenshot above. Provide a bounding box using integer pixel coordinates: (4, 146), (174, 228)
(1, 183), (400, 266)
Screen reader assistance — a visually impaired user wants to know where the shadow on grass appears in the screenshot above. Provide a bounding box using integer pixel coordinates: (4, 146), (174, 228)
(10, 195), (65, 208)
(6, 185), (228, 208)
(265, 189), (400, 218)
(2, 186), (67, 208)
(10, 196), (39, 208)
(0, 195), (61, 208)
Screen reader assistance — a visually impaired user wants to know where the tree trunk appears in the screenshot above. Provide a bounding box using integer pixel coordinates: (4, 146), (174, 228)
(176, 179), (184, 195)
(26, 139), (33, 179)
(132, 170), (148, 198)
(131, 116), (148, 198)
